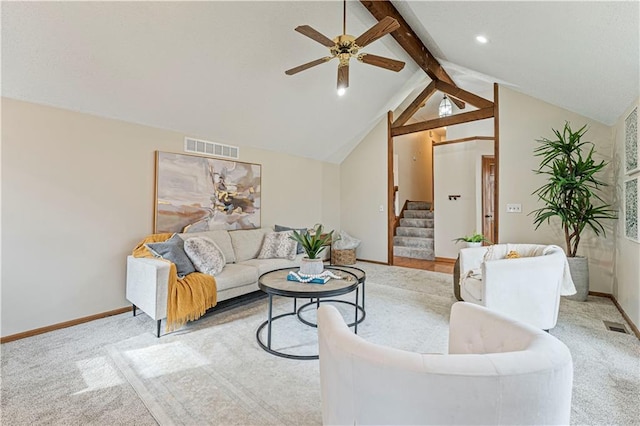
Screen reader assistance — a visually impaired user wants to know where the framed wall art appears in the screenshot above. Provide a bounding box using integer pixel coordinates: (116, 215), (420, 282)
(624, 106), (638, 175)
(154, 151), (261, 233)
(624, 176), (639, 242)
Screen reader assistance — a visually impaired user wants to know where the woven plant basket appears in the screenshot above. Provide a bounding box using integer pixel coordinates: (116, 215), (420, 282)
(331, 248), (356, 265)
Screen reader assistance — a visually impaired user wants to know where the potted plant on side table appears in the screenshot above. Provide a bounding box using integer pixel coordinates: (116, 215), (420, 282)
(290, 224), (334, 275)
(531, 122), (616, 301)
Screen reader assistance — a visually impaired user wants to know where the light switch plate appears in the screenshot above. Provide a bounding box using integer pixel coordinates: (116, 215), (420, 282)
(506, 203), (522, 213)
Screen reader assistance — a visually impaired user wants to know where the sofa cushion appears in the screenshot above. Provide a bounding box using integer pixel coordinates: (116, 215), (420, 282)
(178, 230), (236, 263)
(145, 233), (196, 278)
(184, 237), (226, 276)
(229, 228), (270, 262)
(240, 254), (303, 275)
(213, 263), (260, 292)
(274, 225), (308, 254)
(258, 231), (297, 260)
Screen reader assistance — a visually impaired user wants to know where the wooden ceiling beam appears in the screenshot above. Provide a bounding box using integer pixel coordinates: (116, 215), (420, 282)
(359, 0), (465, 110)
(434, 80), (493, 109)
(392, 81), (437, 128)
(391, 107), (494, 137)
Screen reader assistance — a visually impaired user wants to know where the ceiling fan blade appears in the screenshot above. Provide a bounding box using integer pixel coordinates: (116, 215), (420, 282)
(295, 25), (335, 48)
(354, 16), (400, 48)
(358, 53), (405, 72)
(337, 64), (349, 90)
(285, 57), (333, 75)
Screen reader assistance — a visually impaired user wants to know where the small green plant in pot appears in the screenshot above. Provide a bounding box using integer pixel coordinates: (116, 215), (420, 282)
(290, 224), (334, 275)
(453, 232), (490, 247)
(530, 122), (616, 300)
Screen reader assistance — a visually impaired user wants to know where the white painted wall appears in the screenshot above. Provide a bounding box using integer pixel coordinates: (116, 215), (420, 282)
(340, 118), (388, 263)
(613, 98), (640, 329)
(434, 140), (493, 258)
(1, 98), (340, 337)
(394, 131), (431, 209)
(499, 87), (616, 294)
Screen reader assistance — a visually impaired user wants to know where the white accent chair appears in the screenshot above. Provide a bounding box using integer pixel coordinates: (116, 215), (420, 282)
(458, 244), (576, 330)
(317, 302), (574, 426)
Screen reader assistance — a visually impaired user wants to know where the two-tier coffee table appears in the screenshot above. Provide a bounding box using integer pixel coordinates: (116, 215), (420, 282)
(256, 266), (366, 360)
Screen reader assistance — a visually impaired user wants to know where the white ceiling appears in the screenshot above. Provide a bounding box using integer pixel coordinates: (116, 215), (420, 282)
(3, 1), (638, 163)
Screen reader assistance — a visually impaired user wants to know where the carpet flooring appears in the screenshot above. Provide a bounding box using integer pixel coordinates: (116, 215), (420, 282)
(2, 262), (639, 425)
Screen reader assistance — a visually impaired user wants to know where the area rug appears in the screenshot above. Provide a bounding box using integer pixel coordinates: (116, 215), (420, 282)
(107, 263), (640, 425)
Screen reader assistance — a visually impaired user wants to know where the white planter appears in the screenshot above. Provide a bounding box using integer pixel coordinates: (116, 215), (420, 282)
(566, 256), (589, 301)
(465, 242), (482, 248)
(300, 257), (324, 275)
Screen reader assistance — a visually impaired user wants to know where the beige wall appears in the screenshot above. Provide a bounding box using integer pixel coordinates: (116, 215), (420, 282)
(613, 98), (640, 328)
(1, 98), (340, 337)
(340, 118), (388, 263)
(434, 140), (493, 258)
(394, 131), (431, 209)
(499, 87), (616, 294)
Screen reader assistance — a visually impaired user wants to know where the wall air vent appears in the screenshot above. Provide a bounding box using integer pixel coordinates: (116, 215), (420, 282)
(184, 137), (239, 160)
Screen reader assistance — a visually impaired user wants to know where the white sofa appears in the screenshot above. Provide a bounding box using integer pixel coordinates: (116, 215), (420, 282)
(317, 302), (574, 426)
(458, 243), (576, 330)
(126, 228), (308, 335)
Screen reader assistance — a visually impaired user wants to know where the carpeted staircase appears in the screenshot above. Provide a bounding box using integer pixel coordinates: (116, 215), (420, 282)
(393, 201), (434, 260)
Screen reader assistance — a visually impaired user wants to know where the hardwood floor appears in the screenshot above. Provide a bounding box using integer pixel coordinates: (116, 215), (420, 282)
(392, 256), (454, 274)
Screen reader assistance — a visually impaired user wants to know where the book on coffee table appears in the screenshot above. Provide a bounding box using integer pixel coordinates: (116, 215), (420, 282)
(287, 271), (330, 284)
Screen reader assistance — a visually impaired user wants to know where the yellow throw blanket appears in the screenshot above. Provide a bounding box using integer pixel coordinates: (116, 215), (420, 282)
(132, 233), (217, 332)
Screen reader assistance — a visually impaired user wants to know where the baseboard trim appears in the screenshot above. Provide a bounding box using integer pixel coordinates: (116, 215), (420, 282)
(356, 258), (388, 265)
(588, 291), (640, 340)
(1, 306), (132, 344)
(435, 257), (456, 264)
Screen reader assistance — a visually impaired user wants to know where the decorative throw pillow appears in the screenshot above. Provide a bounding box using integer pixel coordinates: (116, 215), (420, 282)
(145, 233), (196, 278)
(184, 237), (226, 276)
(274, 225), (307, 254)
(505, 250), (521, 259)
(258, 231), (298, 260)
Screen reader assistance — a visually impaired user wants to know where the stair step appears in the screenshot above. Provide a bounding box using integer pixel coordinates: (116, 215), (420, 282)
(407, 201), (432, 210)
(393, 236), (434, 249)
(399, 218), (434, 228)
(396, 227), (433, 238)
(403, 210), (434, 219)
(393, 246), (435, 260)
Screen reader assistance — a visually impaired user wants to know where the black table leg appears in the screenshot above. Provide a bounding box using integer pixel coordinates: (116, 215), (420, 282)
(267, 294), (273, 349)
(354, 287), (359, 334)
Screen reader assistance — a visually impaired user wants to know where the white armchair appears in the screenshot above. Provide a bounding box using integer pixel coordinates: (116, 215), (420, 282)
(317, 302), (574, 426)
(458, 243), (576, 330)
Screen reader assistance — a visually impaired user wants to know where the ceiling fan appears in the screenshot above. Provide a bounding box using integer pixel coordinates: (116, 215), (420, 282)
(285, 0), (405, 96)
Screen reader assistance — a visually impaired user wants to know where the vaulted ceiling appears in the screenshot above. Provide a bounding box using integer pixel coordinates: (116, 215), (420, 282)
(3, 1), (638, 163)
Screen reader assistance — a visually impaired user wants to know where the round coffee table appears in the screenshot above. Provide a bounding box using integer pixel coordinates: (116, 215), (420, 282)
(256, 267), (364, 360)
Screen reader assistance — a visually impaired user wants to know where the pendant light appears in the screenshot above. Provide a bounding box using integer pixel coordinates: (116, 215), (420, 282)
(438, 95), (452, 117)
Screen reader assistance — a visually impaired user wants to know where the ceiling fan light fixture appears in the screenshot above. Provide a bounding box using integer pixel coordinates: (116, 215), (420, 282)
(285, 0), (405, 94)
(439, 95), (453, 117)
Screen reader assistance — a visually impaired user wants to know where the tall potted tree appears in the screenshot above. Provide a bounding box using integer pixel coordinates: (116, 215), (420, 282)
(531, 122), (616, 301)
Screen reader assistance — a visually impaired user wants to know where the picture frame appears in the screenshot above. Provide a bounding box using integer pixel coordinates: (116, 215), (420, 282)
(624, 176), (639, 242)
(624, 106), (639, 175)
(154, 151), (261, 233)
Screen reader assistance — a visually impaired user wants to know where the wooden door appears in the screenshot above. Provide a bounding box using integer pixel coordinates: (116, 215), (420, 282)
(482, 156), (496, 243)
